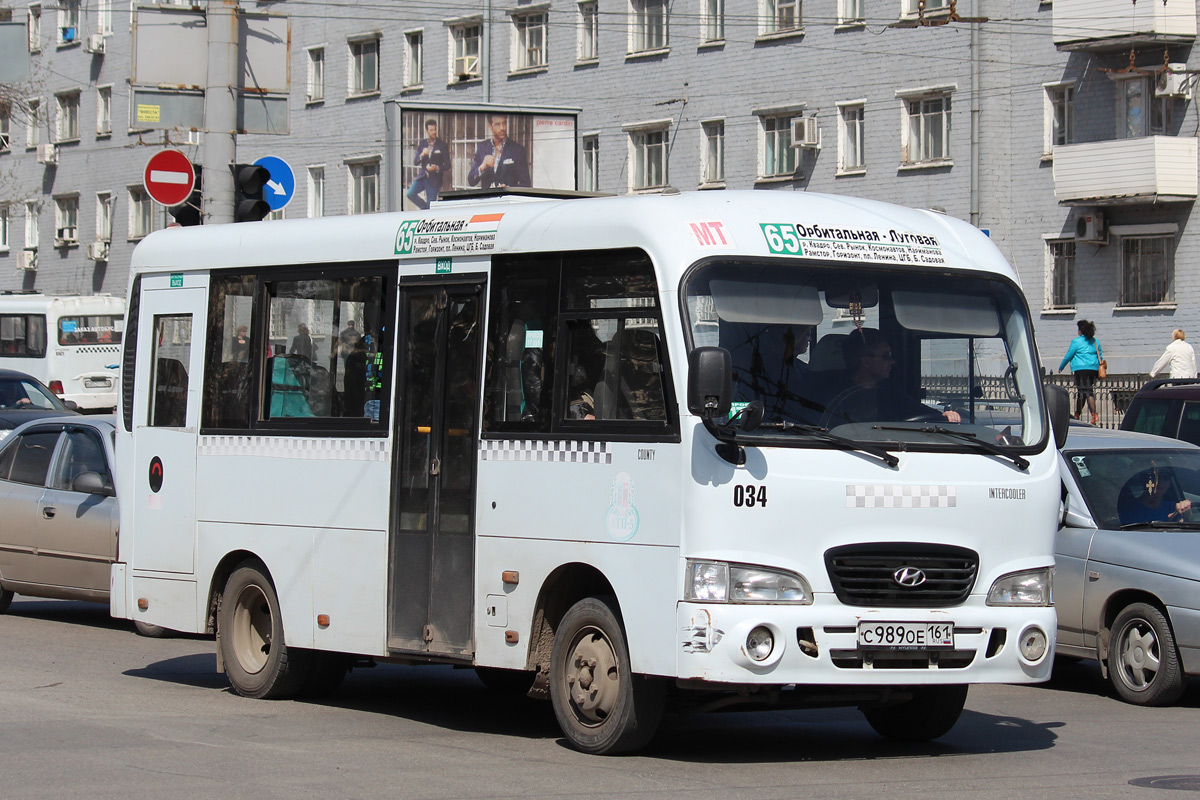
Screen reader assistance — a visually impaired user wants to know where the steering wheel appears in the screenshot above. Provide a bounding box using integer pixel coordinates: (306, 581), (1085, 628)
(819, 386), (866, 429)
(905, 407), (945, 423)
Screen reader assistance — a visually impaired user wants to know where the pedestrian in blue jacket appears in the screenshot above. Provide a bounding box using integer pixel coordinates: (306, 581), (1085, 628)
(1058, 319), (1103, 424)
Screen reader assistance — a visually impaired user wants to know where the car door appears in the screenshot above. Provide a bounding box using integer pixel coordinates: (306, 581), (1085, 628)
(0, 428), (63, 586)
(35, 426), (118, 593)
(1055, 461), (1096, 650)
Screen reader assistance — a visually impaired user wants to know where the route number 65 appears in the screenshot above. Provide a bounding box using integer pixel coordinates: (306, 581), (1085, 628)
(760, 223), (801, 255)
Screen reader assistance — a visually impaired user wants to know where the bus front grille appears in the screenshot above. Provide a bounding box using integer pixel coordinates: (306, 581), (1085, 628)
(824, 543), (978, 607)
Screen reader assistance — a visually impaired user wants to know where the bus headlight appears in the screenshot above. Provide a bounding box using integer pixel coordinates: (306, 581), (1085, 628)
(987, 567), (1053, 606)
(686, 560), (813, 604)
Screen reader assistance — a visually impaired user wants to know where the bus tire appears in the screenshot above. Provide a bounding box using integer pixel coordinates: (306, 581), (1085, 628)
(862, 684), (968, 742)
(549, 596), (665, 755)
(0, 588), (13, 614)
(218, 563), (311, 700)
(1107, 602), (1186, 706)
(134, 620), (170, 638)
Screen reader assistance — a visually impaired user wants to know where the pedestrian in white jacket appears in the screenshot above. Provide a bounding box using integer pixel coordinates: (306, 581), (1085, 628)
(1150, 329), (1198, 379)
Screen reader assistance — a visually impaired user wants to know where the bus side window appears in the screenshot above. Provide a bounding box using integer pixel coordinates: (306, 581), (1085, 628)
(150, 315), (192, 428)
(592, 325), (667, 421)
(482, 262), (558, 433)
(202, 274), (255, 429)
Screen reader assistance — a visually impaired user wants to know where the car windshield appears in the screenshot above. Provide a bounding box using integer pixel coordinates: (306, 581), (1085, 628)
(682, 260), (1045, 449)
(0, 376), (68, 411)
(1065, 447), (1200, 529)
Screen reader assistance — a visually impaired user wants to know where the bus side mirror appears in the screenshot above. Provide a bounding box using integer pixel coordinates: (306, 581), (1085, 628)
(1045, 384), (1070, 449)
(688, 347), (732, 420)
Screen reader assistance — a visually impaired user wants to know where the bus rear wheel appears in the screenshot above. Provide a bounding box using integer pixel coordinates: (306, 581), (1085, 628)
(861, 685), (968, 742)
(219, 563), (311, 699)
(549, 596), (664, 755)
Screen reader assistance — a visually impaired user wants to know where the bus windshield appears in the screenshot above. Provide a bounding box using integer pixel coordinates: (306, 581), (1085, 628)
(58, 315), (123, 346)
(683, 260), (1046, 449)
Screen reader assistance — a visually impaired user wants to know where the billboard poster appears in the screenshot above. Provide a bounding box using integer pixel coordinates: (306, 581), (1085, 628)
(400, 108), (576, 210)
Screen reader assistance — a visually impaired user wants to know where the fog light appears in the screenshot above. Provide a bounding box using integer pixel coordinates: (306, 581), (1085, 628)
(1019, 626), (1048, 662)
(746, 626), (774, 662)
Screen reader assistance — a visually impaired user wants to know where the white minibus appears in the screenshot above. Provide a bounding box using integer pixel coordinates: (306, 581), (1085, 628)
(0, 293), (123, 410)
(112, 190), (1069, 754)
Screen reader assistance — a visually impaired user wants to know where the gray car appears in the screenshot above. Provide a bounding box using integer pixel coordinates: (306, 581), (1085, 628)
(1057, 426), (1200, 705)
(0, 415), (162, 636)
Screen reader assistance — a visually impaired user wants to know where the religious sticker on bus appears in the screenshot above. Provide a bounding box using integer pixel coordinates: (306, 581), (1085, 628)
(395, 213), (504, 257)
(760, 222), (946, 266)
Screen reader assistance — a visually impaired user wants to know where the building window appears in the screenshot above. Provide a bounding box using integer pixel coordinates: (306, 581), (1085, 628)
(57, 0), (79, 45)
(28, 4), (41, 52)
(1121, 235), (1174, 306)
(761, 0), (801, 34)
(404, 30), (423, 87)
(96, 192), (113, 242)
(630, 0), (668, 53)
(0, 204), (10, 251)
(582, 135), (599, 191)
(902, 0), (949, 16)
(701, 0), (725, 42)
(348, 160), (380, 214)
(451, 22), (482, 81)
(627, 125), (669, 191)
(348, 35), (380, 96)
(838, 102), (865, 172)
(96, 86), (111, 136)
(306, 46), (325, 102)
(308, 166), (325, 218)
(578, 1), (598, 60)
(512, 11), (547, 71)
(760, 114), (797, 178)
(1047, 239), (1075, 310)
(129, 186), (157, 240)
(55, 91), (79, 142)
(1046, 83), (1074, 151)
(25, 200), (39, 250)
(701, 120), (724, 184)
(54, 195), (79, 245)
(0, 103), (10, 151)
(97, 0), (112, 34)
(901, 91), (951, 164)
(25, 98), (40, 148)
(1117, 75), (1172, 139)
(838, 0), (864, 24)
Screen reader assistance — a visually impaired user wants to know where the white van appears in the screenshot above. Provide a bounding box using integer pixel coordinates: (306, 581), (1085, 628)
(0, 293), (124, 411)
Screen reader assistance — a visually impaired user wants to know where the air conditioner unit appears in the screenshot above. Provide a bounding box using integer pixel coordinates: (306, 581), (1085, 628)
(1075, 209), (1107, 244)
(1156, 64), (1189, 97)
(86, 241), (109, 262)
(17, 249), (38, 271)
(791, 116), (821, 149)
(36, 143), (58, 165)
(83, 33), (105, 54)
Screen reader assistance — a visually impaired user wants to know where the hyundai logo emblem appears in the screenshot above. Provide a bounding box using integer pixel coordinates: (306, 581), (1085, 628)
(893, 567), (927, 587)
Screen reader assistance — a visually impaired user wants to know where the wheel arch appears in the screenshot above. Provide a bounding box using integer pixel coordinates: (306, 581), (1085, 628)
(1097, 588), (1174, 675)
(206, 549), (268, 635)
(523, 562), (618, 693)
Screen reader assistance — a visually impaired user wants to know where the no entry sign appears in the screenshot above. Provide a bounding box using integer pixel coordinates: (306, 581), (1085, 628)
(143, 149), (196, 207)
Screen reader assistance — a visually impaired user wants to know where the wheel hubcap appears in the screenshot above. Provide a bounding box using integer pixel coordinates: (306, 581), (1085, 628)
(231, 584), (272, 675)
(1118, 620), (1160, 690)
(565, 626), (620, 726)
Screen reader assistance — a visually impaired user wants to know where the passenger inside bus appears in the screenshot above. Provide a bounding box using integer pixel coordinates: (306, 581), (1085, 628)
(721, 322), (820, 425)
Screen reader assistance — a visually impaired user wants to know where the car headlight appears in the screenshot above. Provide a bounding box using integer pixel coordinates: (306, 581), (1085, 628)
(686, 560), (813, 604)
(987, 567), (1053, 606)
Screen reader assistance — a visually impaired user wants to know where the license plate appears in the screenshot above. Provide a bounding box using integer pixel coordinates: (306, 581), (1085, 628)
(84, 378), (111, 388)
(857, 621), (954, 650)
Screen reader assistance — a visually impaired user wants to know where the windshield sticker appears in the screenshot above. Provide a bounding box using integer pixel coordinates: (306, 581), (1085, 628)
(690, 221), (734, 248)
(395, 213), (504, 257)
(1071, 455), (1090, 477)
(760, 222), (947, 266)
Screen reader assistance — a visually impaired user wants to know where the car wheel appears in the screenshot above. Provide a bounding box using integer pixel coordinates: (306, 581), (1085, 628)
(0, 588), (13, 614)
(1107, 602), (1186, 706)
(218, 561), (312, 699)
(134, 620), (171, 638)
(862, 685), (968, 742)
(549, 596), (665, 755)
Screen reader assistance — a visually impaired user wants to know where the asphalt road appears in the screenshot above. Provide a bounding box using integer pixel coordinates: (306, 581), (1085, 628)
(2, 598), (1199, 800)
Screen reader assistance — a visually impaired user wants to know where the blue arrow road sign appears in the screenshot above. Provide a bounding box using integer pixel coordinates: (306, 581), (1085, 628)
(254, 155), (295, 211)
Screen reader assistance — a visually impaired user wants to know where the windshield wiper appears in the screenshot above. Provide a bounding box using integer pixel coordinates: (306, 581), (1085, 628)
(1118, 519), (1200, 531)
(757, 421), (899, 468)
(874, 424), (1029, 470)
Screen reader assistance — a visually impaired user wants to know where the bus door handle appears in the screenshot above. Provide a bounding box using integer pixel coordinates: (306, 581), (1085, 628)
(430, 458), (441, 476)
(42, 507), (56, 519)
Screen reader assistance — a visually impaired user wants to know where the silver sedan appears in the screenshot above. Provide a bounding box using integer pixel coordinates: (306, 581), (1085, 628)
(1057, 426), (1200, 705)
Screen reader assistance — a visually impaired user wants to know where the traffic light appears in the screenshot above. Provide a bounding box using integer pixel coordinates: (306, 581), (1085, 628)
(232, 163), (271, 222)
(168, 166), (203, 227)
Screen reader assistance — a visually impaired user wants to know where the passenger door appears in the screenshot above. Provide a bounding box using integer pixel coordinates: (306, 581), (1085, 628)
(389, 280), (484, 657)
(0, 428), (62, 585)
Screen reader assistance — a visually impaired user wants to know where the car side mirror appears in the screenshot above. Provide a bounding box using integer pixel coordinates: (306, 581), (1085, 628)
(73, 471), (114, 496)
(687, 347), (732, 420)
(1045, 384), (1070, 449)
(1061, 493), (1094, 529)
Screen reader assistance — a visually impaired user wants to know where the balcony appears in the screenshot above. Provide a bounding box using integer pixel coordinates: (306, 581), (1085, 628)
(1053, 0), (1195, 50)
(1052, 136), (1198, 205)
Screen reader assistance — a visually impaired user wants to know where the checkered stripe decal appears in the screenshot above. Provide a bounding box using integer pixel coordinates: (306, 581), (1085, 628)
(846, 484), (956, 508)
(69, 345), (121, 354)
(198, 436), (388, 461)
(480, 440), (611, 464)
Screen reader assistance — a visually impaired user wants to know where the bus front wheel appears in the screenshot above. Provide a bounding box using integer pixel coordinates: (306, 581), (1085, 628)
(218, 563), (311, 699)
(861, 684), (968, 742)
(549, 596), (665, 755)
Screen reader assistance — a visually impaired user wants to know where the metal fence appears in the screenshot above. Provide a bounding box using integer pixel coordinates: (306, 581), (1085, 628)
(922, 373), (1150, 430)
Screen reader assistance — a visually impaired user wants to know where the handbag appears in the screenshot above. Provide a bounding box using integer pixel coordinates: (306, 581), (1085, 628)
(1098, 359), (1107, 379)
